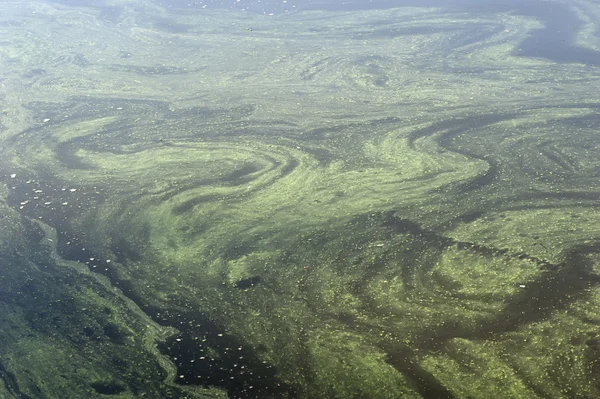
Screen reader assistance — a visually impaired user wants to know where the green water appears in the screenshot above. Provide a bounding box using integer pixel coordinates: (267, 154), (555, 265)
(1, 1), (600, 398)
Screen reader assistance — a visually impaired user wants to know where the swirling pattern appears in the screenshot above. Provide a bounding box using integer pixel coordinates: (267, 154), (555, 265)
(2, 1), (600, 398)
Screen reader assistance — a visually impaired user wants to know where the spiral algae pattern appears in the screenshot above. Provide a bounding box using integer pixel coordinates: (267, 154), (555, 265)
(3, 0), (600, 398)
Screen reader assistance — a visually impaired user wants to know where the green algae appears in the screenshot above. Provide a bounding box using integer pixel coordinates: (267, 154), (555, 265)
(2, 1), (600, 398)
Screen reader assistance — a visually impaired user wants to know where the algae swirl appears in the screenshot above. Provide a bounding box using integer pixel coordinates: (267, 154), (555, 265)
(2, 1), (600, 398)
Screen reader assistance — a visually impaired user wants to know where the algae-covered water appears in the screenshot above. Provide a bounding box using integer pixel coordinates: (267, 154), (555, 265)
(2, 0), (600, 398)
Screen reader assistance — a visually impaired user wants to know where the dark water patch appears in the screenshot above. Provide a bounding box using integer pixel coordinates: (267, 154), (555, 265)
(156, 311), (296, 399)
(235, 276), (262, 289)
(380, 342), (456, 399)
(56, 228), (144, 298)
(100, 279), (144, 310)
(223, 240), (257, 261)
(407, 119), (462, 148)
(278, 158), (299, 179)
(103, 323), (128, 345)
(90, 381), (126, 395)
(512, 4), (600, 66)
(441, 157), (498, 194)
(3, 170), (108, 233)
(222, 164), (260, 183)
(455, 210), (484, 223)
(83, 326), (98, 339)
(436, 113), (515, 147)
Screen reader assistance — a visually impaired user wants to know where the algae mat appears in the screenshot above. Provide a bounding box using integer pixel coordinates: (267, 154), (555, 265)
(2, 1), (600, 398)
